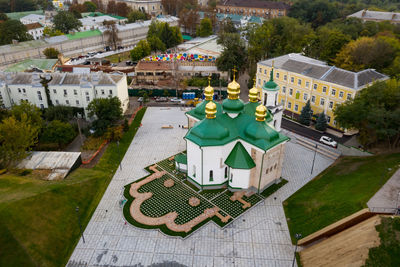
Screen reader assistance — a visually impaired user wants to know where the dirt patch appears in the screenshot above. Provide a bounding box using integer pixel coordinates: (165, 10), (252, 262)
(81, 143), (109, 168)
(335, 161), (364, 175)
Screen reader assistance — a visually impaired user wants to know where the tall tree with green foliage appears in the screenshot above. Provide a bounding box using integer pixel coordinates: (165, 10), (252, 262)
(216, 33), (247, 74)
(315, 112), (328, 132)
(196, 17), (213, 37)
(11, 101), (43, 130)
(334, 80), (400, 148)
(40, 120), (76, 148)
(0, 114), (38, 168)
(127, 10), (147, 23)
(130, 39), (151, 61)
(44, 105), (76, 122)
(43, 47), (60, 59)
(0, 19), (32, 45)
(83, 1), (97, 12)
(288, 0), (339, 28)
(299, 100), (313, 126)
(53, 11), (82, 34)
(87, 97), (123, 136)
(147, 35), (166, 52)
(147, 21), (182, 49)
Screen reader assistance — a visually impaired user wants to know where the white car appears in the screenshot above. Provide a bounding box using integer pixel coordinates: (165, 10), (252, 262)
(319, 136), (338, 148)
(170, 97), (181, 103)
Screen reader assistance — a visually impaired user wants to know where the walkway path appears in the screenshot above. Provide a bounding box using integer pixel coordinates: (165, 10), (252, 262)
(67, 107), (335, 267)
(367, 168), (400, 213)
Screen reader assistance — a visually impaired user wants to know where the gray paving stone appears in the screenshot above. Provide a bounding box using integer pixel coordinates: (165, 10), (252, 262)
(192, 256), (213, 267)
(234, 257), (255, 267)
(213, 256), (234, 267)
(107, 251), (133, 266)
(134, 237), (157, 253)
(130, 252), (153, 266)
(173, 254), (194, 266)
(234, 242), (254, 258)
(213, 241), (234, 257)
(254, 259), (277, 267)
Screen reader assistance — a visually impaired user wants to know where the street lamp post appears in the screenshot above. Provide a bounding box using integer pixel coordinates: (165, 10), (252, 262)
(311, 143), (317, 175)
(292, 233), (302, 267)
(117, 140), (122, 170)
(75, 206), (85, 243)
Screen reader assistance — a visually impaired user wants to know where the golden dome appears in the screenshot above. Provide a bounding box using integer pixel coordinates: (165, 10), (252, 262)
(205, 101), (217, 119)
(227, 67), (240, 100)
(255, 105), (267, 121)
(204, 77), (214, 101)
(249, 87), (258, 103)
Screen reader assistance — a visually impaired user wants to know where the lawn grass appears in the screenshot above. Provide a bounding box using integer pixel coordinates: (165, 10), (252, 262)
(105, 52), (131, 63)
(0, 108), (147, 267)
(364, 216), (400, 267)
(283, 153), (400, 243)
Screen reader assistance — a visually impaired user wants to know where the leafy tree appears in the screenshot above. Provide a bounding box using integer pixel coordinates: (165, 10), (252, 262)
(53, 11), (82, 34)
(40, 120), (76, 148)
(43, 26), (63, 37)
(43, 47), (60, 59)
(105, 125), (123, 141)
(147, 35), (166, 52)
(87, 97), (123, 136)
(315, 112), (327, 132)
(11, 101), (43, 130)
(288, 0), (339, 28)
(127, 10), (147, 23)
(123, 118), (129, 132)
(139, 90), (149, 106)
(130, 39), (151, 61)
(219, 18), (236, 34)
(44, 105), (75, 122)
(0, 12), (7, 21)
(69, 3), (86, 15)
(178, 8), (199, 35)
(103, 20), (120, 50)
(334, 80), (400, 148)
(161, 0), (197, 16)
(0, 114), (38, 168)
(83, 1), (97, 12)
(0, 19), (32, 45)
(216, 33), (247, 74)
(299, 100), (313, 126)
(147, 21), (183, 49)
(196, 17), (213, 37)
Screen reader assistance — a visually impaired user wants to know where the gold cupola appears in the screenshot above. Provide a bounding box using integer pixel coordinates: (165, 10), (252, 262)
(249, 78), (259, 103)
(204, 76), (214, 101)
(227, 67), (240, 100)
(205, 101), (217, 119)
(255, 104), (267, 121)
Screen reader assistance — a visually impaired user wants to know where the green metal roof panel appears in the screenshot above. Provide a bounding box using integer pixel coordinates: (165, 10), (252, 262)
(225, 142), (255, 169)
(6, 10), (44, 20)
(222, 99), (244, 113)
(66, 30), (102, 40)
(263, 80), (279, 91)
(182, 35), (192, 41)
(249, 16), (262, 23)
(186, 100), (223, 120)
(174, 153), (187, 164)
(185, 112), (289, 150)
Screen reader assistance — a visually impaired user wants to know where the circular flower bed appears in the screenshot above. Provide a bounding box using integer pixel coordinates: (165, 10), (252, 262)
(164, 179), (175, 188)
(188, 197), (200, 207)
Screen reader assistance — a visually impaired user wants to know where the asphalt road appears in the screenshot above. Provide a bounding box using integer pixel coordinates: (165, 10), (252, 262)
(281, 118), (352, 144)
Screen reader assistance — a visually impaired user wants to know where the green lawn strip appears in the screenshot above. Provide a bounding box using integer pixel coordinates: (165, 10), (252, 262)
(364, 216), (400, 267)
(260, 179), (288, 198)
(0, 108), (147, 267)
(105, 52), (131, 63)
(283, 153), (400, 243)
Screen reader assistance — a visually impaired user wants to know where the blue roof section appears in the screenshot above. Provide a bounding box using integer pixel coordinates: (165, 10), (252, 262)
(249, 16), (263, 23)
(226, 14), (242, 22)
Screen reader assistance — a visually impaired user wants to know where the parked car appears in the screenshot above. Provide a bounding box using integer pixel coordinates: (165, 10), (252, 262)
(138, 97), (143, 102)
(170, 97), (181, 103)
(155, 97), (168, 102)
(319, 136), (337, 148)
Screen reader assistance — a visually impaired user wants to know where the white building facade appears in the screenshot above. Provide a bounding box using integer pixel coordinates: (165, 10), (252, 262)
(0, 72), (129, 118)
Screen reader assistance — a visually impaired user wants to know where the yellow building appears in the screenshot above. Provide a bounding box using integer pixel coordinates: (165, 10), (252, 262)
(256, 53), (388, 129)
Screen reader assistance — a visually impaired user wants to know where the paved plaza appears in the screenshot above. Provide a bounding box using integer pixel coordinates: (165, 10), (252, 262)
(67, 107), (335, 267)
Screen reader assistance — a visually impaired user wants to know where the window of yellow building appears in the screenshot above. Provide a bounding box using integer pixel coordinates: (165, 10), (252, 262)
(322, 86), (327, 93)
(313, 84), (317, 90)
(331, 89), (336, 96)
(320, 98), (325, 106)
(289, 88), (293, 96)
(288, 101), (292, 109)
(306, 81), (310, 88)
(303, 93), (308, 100)
(290, 77), (294, 83)
(284, 75), (287, 81)
(298, 79), (302, 86)
(347, 93), (352, 100)
(311, 95), (315, 103)
(295, 91), (300, 99)
(327, 115), (331, 123)
(282, 86), (286, 93)
(276, 72), (280, 79)
(339, 91), (344, 98)
(329, 101), (333, 109)
(294, 104), (299, 112)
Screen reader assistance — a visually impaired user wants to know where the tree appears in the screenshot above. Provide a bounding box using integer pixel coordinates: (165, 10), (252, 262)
(44, 105), (75, 122)
(83, 1), (96, 12)
(40, 120), (76, 148)
(161, 0), (197, 16)
(130, 39), (151, 61)
(127, 10), (147, 23)
(87, 97), (123, 136)
(11, 101), (43, 130)
(216, 33), (247, 74)
(147, 21), (183, 49)
(299, 100), (312, 126)
(219, 18), (236, 34)
(334, 80), (400, 148)
(0, 12), (7, 21)
(315, 112), (327, 132)
(105, 125), (123, 141)
(179, 8), (199, 35)
(43, 47), (60, 59)
(196, 17), (213, 37)
(288, 0), (339, 28)
(103, 20), (121, 50)
(139, 90), (149, 106)
(147, 35), (166, 52)
(115, 2), (131, 17)
(0, 19), (32, 45)
(53, 11), (82, 34)
(43, 26), (63, 37)
(0, 114), (38, 168)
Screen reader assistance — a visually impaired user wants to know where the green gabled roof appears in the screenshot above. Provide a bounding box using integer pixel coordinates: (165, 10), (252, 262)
(222, 98), (244, 113)
(66, 30), (102, 40)
(225, 142), (255, 169)
(174, 153), (187, 164)
(5, 59), (57, 72)
(185, 112), (289, 150)
(186, 100), (223, 120)
(263, 68), (279, 91)
(182, 35), (192, 41)
(243, 102), (274, 122)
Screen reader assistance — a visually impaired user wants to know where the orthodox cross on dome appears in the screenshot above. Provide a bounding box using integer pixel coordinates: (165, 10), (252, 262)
(208, 75), (212, 86)
(232, 66), (237, 81)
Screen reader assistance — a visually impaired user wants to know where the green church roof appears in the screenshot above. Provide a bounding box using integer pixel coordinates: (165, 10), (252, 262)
(225, 142), (256, 169)
(263, 69), (279, 91)
(222, 98), (244, 113)
(174, 153), (187, 164)
(185, 112), (289, 151)
(186, 100), (223, 120)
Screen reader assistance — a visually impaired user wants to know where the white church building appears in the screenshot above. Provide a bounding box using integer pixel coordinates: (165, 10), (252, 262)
(176, 70), (289, 193)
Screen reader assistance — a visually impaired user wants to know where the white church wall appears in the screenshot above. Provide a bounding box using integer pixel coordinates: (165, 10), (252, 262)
(202, 146), (227, 186)
(229, 168), (251, 189)
(187, 140), (202, 186)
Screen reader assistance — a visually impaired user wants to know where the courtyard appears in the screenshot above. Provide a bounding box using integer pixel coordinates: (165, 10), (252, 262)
(67, 107), (335, 267)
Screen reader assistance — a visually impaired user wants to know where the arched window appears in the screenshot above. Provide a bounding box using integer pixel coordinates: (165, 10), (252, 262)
(224, 167), (228, 178)
(209, 170), (213, 182)
(230, 173), (233, 182)
(193, 165), (196, 177)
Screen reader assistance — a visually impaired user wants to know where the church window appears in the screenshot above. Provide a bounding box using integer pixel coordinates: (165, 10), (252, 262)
(274, 163), (277, 169)
(230, 173), (233, 182)
(193, 165), (196, 177)
(225, 167), (228, 178)
(270, 166), (273, 172)
(266, 168), (269, 174)
(209, 170), (213, 182)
